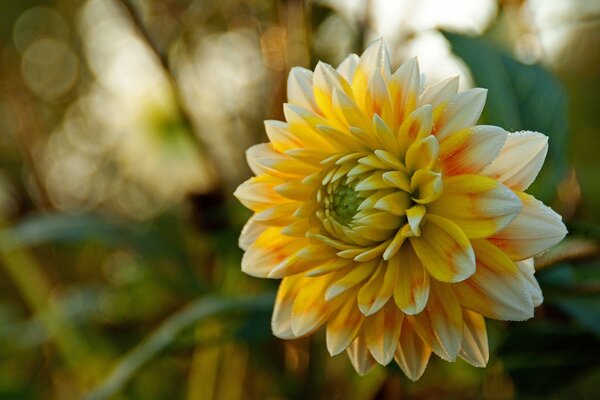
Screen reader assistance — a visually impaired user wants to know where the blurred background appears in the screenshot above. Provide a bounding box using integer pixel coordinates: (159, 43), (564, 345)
(0, 0), (599, 398)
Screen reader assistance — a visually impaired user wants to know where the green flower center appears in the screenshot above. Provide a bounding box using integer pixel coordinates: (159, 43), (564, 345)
(331, 184), (362, 226)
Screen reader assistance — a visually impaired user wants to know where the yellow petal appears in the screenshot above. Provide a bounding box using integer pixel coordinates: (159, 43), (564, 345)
(394, 318), (432, 381)
(352, 38), (392, 111)
(374, 191), (412, 216)
(346, 332), (378, 376)
(405, 135), (439, 173)
(291, 274), (335, 337)
(410, 169), (443, 204)
(458, 310), (489, 368)
(357, 261), (397, 316)
(238, 216), (268, 251)
(453, 239), (534, 321)
(440, 125), (507, 176)
(392, 246), (430, 315)
(234, 175), (286, 212)
(365, 71), (394, 124)
(482, 130), (548, 191)
(489, 192), (567, 260)
(313, 61), (354, 125)
(429, 174), (523, 239)
(326, 260), (377, 301)
(264, 120), (302, 152)
(364, 303), (404, 365)
(242, 227), (303, 278)
(434, 88), (487, 141)
(272, 275), (304, 339)
(410, 281), (463, 361)
(410, 214), (475, 283)
(326, 293), (364, 356)
(397, 105), (433, 155)
(388, 57), (420, 131)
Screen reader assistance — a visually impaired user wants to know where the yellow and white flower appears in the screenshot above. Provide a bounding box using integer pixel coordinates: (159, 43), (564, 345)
(234, 39), (567, 380)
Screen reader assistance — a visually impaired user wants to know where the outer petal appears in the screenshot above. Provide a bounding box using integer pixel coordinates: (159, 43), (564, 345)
(352, 39), (392, 110)
(408, 281), (463, 362)
(239, 216), (268, 250)
(234, 175), (286, 212)
(364, 302), (404, 365)
(337, 53), (360, 83)
(410, 214), (476, 283)
(395, 319), (432, 381)
(516, 258), (543, 307)
(272, 275), (304, 339)
(434, 88), (487, 141)
(287, 67), (319, 113)
(388, 57), (420, 130)
(326, 293), (364, 356)
(482, 130), (548, 191)
(291, 274), (336, 337)
(489, 192), (567, 261)
(459, 310), (489, 368)
(242, 227), (303, 278)
(419, 76), (459, 109)
(428, 175), (523, 239)
(326, 260), (377, 301)
(439, 125), (507, 176)
(392, 246), (430, 315)
(454, 239), (534, 321)
(264, 120), (302, 152)
(347, 332), (378, 375)
(357, 260), (397, 316)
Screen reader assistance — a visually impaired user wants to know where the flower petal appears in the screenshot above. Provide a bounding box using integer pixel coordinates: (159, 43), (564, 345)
(482, 130), (548, 191)
(428, 175), (523, 239)
(291, 274), (335, 337)
(357, 260), (397, 316)
(272, 275), (304, 339)
(287, 66), (319, 113)
(459, 309), (489, 368)
(326, 293), (364, 356)
(410, 214), (475, 283)
(234, 175), (286, 212)
(408, 281), (463, 361)
(242, 227), (303, 278)
(346, 333), (378, 375)
(419, 76), (459, 109)
(454, 239), (534, 321)
(440, 125), (507, 176)
(364, 302), (404, 365)
(326, 260), (377, 301)
(388, 57), (420, 130)
(434, 88), (487, 141)
(392, 246), (430, 315)
(489, 192), (567, 260)
(352, 38), (392, 110)
(395, 319), (432, 381)
(239, 216), (268, 251)
(337, 53), (360, 83)
(516, 258), (543, 307)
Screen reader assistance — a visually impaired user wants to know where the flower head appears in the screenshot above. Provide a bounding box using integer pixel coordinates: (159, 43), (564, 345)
(234, 39), (567, 380)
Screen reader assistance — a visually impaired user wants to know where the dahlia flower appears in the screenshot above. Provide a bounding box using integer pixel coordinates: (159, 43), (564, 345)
(234, 39), (567, 380)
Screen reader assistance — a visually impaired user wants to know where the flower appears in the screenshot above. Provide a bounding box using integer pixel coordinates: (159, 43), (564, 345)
(234, 39), (567, 380)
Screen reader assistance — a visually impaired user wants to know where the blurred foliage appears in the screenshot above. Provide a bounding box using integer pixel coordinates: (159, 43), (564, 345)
(0, 0), (598, 399)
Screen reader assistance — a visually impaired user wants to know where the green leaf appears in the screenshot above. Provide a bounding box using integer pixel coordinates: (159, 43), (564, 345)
(442, 31), (569, 201)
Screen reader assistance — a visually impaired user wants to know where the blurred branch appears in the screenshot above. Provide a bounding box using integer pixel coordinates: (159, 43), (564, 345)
(84, 292), (275, 400)
(116, 0), (222, 188)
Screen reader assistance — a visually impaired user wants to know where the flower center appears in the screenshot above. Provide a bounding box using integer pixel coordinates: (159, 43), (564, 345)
(331, 184), (362, 226)
(313, 134), (444, 262)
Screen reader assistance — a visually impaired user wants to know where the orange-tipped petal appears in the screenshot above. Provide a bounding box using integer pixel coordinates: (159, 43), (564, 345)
(440, 125), (507, 176)
(428, 175), (523, 239)
(393, 246), (430, 315)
